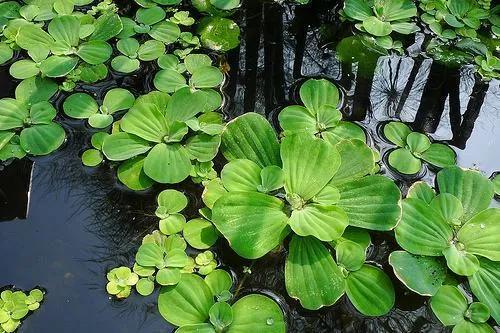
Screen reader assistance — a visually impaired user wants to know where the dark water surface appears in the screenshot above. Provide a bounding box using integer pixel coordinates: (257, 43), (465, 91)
(1, 0), (499, 332)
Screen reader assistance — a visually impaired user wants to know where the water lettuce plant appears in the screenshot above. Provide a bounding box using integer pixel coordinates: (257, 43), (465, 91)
(81, 132), (108, 167)
(430, 285), (494, 333)
(0, 288), (44, 333)
(106, 266), (139, 299)
(207, 112), (401, 311)
(101, 88), (223, 185)
(342, 0), (418, 50)
(197, 17), (240, 52)
(111, 37), (165, 73)
(383, 121), (456, 175)
(156, 189), (188, 235)
(0, 77), (64, 159)
(392, 167), (499, 295)
(63, 88), (135, 129)
(158, 273), (286, 333)
(278, 79), (366, 145)
(132, 6), (181, 44)
(420, 0), (489, 40)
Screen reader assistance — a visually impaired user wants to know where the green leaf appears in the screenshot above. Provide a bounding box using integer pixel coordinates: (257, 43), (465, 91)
(430, 193), (463, 225)
(20, 123), (65, 156)
(329, 139), (375, 186)
(322, 121), (366, 145)
(184, 133), (220, 162)
(77, 41), (112, 65)
(202, 178), (227, 209)
(102, 88), (135, 114)
(285, 235), (345, 310)
(278, 105), (316, 135)
(138, 40), (165, 61)
(16, 24), (54, 50)
(111, 56), (140, 73)
(468, 258), (500, 324)
(89, 114), (112, 128)
(395, 198), (453, 255)
(82, 149), (103, 167)
(117, 156), (155, 191)
(437, 167), (494, 222)
(209, 302), (233, 331)
(391, 22), (418, 34)
(63, 93), (98, 119)
(221, 113), (281, 168)
(466, 302), (490, 324)
(0, 43), (13, 65)
(27, 101), (55, 123)
(158, 274), (214, 326)
(166, 87), (206, 122)
(210, 0), (240, 10)
(117, 38), (140, 56)
(157, 189), (188, 213)
(176, 324), (216, 333)
(159, 214), (186, 235)
(90, 13), (123, 41)
(220, 159), (261, 192)
(212, 191), (289, 259)
(48, 15), (79, 46)
(389, 251), (447, 296)
(144, 143), (192, 183)
(458, 208), (500, 261)
(204, 269), (232, 296)
(388, 148), (422, 174)
(443, 244), (480, 276)
(406, 132), (431, 154)
(190, 66), (224, 88)
(421, 143), (456, 168)
(453, 320), (494, 333)
(288, 204), (348, 242)
(121, 103), (168, 142)
(0, 99), (27, 130)
(198, 17), (240, 52)
(430, 285), (468, 326)
(281, 133), (340, 201)
(343, 0), (372, 20)
(184, 218), (218, 250)
(227, 294), (286, 333)
(149, 21), (181, 44)
(336, 175), (401, 230)
(345, 264), (395, 316)
(382, 0), (417, 21)
(15, 77), (58, 105)
(335, 227), (372, 251)
(9, 60), (40, 80)
(154, 69), (187, 93)
(336, 240), (366, 271)
(136, 243), (164, 267)
(102, 132), (151, 161)
(184, 54), (212, 74)
(39, 55), (78, 77)
(156, 267), (182, 286)
(362, 16), (393, 37)
(260, 166), (284, 193)
(407, 181), (436, 204)
(299, 79), (340, 115)
(136, 6), (166, 25)
(136, 278), (155, 296)
(383, 121), (411, 147)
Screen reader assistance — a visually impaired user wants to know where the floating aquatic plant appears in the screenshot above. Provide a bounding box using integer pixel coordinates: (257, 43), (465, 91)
(278, 78), (366, 145)
(0, 77), (64, 159)
(383, 121), (456, 175)
(81, 132), (108, 167)
(0, 288), (44, 333)
(111, 37), (165, 73)
(430, 285), (494, 333)
(205, 112), (401, 312)
(341, 0), (418, 51)
(63, 88), (135, 129)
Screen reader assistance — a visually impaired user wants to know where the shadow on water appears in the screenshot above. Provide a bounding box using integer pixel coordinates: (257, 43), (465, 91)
(0, 0), (499, 332)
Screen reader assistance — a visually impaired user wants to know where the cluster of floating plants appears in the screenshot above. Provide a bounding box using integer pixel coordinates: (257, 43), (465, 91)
(0, 0), (498, 332)
(0, 288), (44, 333)
(106, 189), (287, 332)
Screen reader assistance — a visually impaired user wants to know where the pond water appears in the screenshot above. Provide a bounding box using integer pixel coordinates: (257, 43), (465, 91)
(1, 0), (499, 332)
